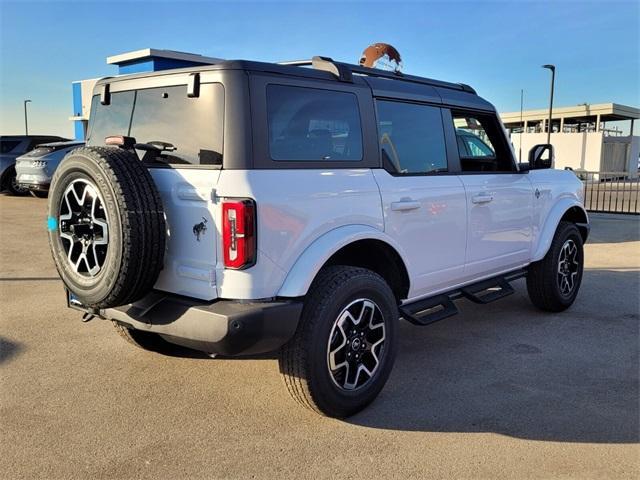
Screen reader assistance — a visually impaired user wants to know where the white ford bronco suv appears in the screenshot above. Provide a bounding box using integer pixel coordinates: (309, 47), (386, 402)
(47, 56), (589, 417)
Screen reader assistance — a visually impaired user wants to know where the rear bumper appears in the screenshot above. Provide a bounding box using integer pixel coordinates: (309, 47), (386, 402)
(100, 292), (302, 356)
(16, 172), (51, 191)
(20, 181), (50, 192)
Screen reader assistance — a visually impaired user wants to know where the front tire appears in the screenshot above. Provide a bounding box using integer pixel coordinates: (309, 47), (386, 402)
(527, 221), (584, 312)
(279, 266), (398, 417)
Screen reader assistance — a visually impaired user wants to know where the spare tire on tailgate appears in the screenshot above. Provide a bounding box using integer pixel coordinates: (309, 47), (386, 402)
(47, 146), (166, 309)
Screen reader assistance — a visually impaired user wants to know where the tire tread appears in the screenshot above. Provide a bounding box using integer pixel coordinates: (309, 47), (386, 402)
(48, 147), (165, 308)
(526, 221), (583, 312)
(279, 266), (395, 416)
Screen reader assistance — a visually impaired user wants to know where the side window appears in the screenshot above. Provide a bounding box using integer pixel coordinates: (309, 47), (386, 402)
(452, 113), (515, 172)
(267, 85), (363, 161)
(376, 100), (447, 174)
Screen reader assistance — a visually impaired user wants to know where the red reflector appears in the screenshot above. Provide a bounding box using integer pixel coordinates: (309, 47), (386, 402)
(104, 136), (125, 146)
(222, 199), (256, 269)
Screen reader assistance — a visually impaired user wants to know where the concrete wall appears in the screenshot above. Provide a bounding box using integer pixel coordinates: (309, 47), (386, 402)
(510, 132), (639, 177)
(510, 132), (603, 170)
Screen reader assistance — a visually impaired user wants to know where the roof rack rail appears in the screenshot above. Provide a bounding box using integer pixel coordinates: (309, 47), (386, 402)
(278, 56), (476, 94)
(280, 56), (353, 82)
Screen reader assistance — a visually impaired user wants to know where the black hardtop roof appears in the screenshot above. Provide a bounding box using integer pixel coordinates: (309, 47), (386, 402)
(96, 57), (494, 112)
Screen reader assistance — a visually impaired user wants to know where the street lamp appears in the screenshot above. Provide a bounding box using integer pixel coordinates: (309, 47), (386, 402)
(542, 65), (555, 145)
(24, 99), (32, 135)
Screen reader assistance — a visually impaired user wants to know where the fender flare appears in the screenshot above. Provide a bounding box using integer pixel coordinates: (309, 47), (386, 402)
(531, 198), (589, 262)
(277, 224), (410, 298)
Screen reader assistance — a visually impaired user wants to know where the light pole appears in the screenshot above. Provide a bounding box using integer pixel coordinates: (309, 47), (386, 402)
(542, 65), (555, 145)
(24, 99), (32, 135)
(519, 88), (524, 162)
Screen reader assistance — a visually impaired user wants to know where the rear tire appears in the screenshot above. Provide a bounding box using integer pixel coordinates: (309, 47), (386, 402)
(48, 147), (166, 309)
(527, 221), (584, 312)
(112, 322), (172, 352)
(279, 266), (398, 417)
(5, 167), (29, 196)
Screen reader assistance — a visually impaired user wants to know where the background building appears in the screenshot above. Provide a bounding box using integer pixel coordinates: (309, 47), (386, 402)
(69, 48), (222, 140)
(501, 103), (639, 176)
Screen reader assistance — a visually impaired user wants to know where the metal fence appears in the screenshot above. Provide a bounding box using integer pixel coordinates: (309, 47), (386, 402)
(572, 171), (640, 214)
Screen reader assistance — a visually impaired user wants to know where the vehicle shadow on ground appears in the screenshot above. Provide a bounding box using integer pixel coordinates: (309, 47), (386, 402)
(153, 343), (277, 361)
(347, 271), (639, 444)
(0, 337), (23, 364)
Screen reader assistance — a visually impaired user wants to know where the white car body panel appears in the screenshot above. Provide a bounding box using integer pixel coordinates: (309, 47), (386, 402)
(277, 224), (407, 297)
(528, 169), (587, 261)
(150, 168), (221, 300)
(459, 173), (534, 279)
(151, 165), (587, 302)
(372, 169), (467, 299)
(214, 169), (384, 300)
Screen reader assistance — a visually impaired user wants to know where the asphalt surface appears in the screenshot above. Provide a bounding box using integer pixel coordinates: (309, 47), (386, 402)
(1, 194), (638, 479)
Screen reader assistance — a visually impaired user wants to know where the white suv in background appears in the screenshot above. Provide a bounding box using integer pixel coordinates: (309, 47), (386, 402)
(46, 56), (589, 417)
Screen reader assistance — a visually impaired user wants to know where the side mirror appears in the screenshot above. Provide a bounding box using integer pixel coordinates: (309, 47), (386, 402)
(528, 144), (553, 169)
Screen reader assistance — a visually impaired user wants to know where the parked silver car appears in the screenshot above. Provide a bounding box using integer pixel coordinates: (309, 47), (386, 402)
(1, 135), (68, 195)
(16, 140), (84, 197)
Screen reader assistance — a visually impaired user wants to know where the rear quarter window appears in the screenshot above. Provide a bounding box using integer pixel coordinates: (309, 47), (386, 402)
(267, 85), (363, 162)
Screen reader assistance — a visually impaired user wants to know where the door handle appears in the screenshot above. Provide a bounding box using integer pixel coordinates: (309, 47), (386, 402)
(391, 200), (421, 212)
(472, 194), (494, 204)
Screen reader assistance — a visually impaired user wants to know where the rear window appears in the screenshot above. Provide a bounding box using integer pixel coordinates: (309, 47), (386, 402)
(0, 140), (21, 154)
(267, 85), (363, 162)
(87, 84), (224, 165)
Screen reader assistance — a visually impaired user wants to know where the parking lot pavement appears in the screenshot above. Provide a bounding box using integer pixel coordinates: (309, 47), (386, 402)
(1, 194), (638, 480)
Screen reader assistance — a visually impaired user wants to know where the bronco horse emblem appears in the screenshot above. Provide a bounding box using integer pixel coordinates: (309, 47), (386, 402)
(192, 217), (208, 241)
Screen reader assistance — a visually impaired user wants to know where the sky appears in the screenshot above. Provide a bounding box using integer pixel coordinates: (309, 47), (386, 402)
(0, 0), (638, 137)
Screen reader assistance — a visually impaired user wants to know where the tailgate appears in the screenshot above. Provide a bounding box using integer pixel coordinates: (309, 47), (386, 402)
(150, 168), (221, 300)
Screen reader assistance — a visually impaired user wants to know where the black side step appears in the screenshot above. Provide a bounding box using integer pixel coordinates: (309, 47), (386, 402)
(460, 277), (514, 304)
(399, 269), (526, 326)
(400, 295), (459, 326)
